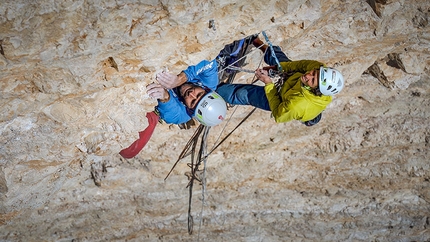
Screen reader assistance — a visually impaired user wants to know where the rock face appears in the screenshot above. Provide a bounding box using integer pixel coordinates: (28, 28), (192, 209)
(1, 0), (429, 241)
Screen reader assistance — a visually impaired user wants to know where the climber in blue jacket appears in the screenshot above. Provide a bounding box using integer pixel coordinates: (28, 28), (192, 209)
(147, 59), (224, 126)
(147, 35), (270, 126)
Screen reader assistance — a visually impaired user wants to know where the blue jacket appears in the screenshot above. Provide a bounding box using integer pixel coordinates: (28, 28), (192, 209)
(156, 59), (219, 124)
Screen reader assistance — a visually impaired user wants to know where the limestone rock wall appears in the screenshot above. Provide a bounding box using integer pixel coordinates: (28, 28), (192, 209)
(1, 0), (429, 241)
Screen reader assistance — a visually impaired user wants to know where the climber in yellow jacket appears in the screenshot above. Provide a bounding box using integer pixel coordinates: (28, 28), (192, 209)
(253, 36), (345, 125)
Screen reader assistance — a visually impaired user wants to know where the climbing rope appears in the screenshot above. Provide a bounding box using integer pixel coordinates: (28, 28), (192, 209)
(164, 125), (205, 180)
(164, 34), (264, 179)
(165, 32), (278, 237)
(262, 31), (283, 72)
(184, 125), (210, 235)
(196, 38), (259, 235)
(196, 127), (209, 239)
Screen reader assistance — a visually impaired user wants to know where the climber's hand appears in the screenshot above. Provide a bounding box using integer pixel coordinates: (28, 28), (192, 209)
(255, 68), (272, 84)
(147, 83), (170, 102)
(156, 71), (186, 89)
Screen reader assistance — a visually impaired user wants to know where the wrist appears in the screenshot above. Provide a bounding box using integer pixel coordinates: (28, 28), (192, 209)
(263, 77), (273, 84)
(177, 72), (188, 85)
(159, 93), (170, 103)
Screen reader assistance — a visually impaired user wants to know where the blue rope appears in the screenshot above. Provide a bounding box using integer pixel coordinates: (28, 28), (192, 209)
(261, 31), (283, 72)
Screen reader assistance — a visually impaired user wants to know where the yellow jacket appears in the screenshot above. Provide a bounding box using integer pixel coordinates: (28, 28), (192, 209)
(264, 60), (333, 123)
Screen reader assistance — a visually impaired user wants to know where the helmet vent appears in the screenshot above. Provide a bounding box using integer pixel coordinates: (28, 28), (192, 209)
(327, 85), (332, 90)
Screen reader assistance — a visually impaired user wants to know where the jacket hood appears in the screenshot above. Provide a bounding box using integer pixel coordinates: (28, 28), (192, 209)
(301, 85), (333, 107)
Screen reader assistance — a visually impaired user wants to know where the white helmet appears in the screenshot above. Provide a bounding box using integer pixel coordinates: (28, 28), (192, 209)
(319, 67), (345, 96)
(193, 91), (227, 126)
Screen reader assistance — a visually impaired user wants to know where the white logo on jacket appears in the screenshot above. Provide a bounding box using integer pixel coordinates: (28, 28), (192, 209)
(196, 61), (214, 75)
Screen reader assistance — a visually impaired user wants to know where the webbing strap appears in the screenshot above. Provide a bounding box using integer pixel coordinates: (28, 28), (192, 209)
(262, 31), (283, 72)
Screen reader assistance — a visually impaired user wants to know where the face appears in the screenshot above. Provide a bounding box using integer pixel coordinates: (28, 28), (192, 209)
(300, 69), (320, 89)
(179, 83), (207, 109)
